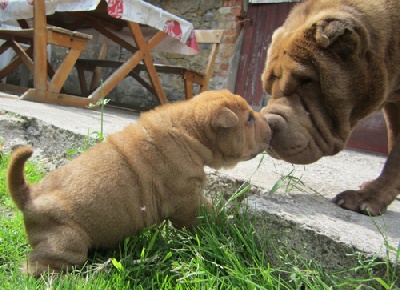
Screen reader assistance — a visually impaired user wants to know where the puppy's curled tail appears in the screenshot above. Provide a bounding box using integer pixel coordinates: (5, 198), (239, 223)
(7, 146), (33, 211)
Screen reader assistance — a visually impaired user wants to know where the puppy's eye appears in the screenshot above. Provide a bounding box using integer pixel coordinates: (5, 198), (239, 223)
(247, 113), (256, 126)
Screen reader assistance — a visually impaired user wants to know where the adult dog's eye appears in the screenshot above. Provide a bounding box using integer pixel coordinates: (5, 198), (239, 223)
(270, 73), (277, 80)
(299, 77), (312, 86)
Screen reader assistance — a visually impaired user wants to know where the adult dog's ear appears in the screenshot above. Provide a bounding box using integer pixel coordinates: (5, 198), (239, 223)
(212, 107), (239, 128)
(312, 18), (368, 59)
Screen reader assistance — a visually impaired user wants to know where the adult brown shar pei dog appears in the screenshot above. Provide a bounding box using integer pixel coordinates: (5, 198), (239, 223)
(261, 0), (400, 215)
(7, 90), (271, 276)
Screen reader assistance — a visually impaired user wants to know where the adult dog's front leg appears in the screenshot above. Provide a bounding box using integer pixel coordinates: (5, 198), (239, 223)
(333, 103), (400, 215)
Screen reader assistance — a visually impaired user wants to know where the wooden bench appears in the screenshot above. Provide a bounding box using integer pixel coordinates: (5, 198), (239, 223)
(0, 27), (92, 80)
(0, 12), (92, 105)
(75, 30), (224, 102)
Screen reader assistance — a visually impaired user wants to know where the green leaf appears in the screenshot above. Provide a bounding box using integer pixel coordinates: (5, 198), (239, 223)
(226, 183), (251, 204)
(375, 277), (390, 289)
(112, 258), (124, 272)
(269, 178), (283, 195)
(162, 251), (173, 263)
(148, 229), (159, 252)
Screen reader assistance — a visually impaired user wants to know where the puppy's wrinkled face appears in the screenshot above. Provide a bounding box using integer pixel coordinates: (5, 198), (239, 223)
(210, 94), (271, 169)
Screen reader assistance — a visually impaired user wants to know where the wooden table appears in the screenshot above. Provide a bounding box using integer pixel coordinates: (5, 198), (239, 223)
(0, 0), (198, 108)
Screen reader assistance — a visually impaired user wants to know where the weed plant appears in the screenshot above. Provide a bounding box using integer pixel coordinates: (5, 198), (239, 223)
(66, 88), (110, 156)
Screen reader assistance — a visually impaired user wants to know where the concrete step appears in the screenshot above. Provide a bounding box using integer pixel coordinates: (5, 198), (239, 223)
(1, 96), (398, 279)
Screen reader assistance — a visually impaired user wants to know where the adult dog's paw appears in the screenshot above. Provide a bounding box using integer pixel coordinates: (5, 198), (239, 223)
(332, 189), (386, 216)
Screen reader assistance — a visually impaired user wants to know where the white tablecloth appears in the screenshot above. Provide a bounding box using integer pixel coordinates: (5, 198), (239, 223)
(0, 0), (198, 53)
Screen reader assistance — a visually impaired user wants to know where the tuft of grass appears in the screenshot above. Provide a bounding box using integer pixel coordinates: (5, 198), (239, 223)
(268, 164), (322, 197)
(369, 214), (400, 289)
(0, 154), (45, 209)
(0, 154), (45, 288)
(65, 128), (103, 156)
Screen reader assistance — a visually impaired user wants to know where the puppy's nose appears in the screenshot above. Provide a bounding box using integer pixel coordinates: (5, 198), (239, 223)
(260, 106), (268, 116)
(257, 118), (272, 145)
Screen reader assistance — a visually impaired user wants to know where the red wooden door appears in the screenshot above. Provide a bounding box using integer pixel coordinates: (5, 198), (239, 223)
(235, 2), (297, 107)
(347, 111), (388, 154)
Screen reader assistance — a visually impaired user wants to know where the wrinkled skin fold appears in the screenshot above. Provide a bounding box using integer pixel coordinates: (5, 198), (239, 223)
(261, 0), (400, 215)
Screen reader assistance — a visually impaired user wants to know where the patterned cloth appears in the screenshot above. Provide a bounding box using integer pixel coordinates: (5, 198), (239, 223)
(0, 0), (197, 50)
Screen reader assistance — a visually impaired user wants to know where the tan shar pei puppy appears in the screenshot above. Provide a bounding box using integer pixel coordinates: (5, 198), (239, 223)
(7, 90), (271, 276)
(261, 0), (400, 215)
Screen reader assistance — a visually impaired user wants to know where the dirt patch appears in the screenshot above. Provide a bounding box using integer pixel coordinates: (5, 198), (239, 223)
(0, 111), (96, 170)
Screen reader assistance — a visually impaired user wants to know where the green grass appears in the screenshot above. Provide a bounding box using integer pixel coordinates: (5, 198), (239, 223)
(0, 153), (399, 289)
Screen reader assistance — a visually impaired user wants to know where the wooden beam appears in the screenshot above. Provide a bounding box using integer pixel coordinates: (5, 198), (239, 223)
(0, 39), (13, 54)
(183, 72), (194, 99)
(11, 40), (34, 73)
(202, 43), (220, 92)
(0, 83), (30, 95)
(128, 22), (168, 105)
(0, 56), (23, 79)
(75, 12), (138, 53)
(49, 48), (82, 93)
(33, 0), (48, 91)
(89, 48), (144, 102)
(47, 30), (88, 50)
(22, 89), (95, 108)
(127, 71), (157, 96)
(90, 43), (109, 91)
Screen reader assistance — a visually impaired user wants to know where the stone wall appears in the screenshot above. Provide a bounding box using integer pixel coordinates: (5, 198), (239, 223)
(91, 0), (246, 108)
(4, 0), (247, 109)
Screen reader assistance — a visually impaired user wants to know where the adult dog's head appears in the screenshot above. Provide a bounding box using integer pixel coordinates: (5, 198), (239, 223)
(261, 0), (387, 164)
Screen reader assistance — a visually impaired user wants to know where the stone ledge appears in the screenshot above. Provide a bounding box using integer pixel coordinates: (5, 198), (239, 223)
(1, 96), (399, 281)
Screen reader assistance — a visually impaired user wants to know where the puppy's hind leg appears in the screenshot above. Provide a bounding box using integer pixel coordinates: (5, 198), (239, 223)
(23, 226), (90, 277)
(169, 194), (215, 229)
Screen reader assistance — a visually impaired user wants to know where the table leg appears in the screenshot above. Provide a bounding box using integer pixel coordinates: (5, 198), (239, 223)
(48, 48), (82, 93)
(128, 22), (168, 105)
(90, 43), (109, 91)
(89, 46), (145, 102)
(183, 71), (194, 99)
(0, 46), (33, 80)
(33, 0), (48, 92)
(11, 41), (34, 73)
(89, 22), (168, 105)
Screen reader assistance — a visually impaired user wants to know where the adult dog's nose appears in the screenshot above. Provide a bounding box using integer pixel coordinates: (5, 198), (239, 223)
(262, 112), (287, 133)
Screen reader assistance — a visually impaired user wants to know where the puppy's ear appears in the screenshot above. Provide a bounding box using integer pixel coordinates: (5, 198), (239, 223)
(212, 107), (239, 128)
(311, 18), (367, 59)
